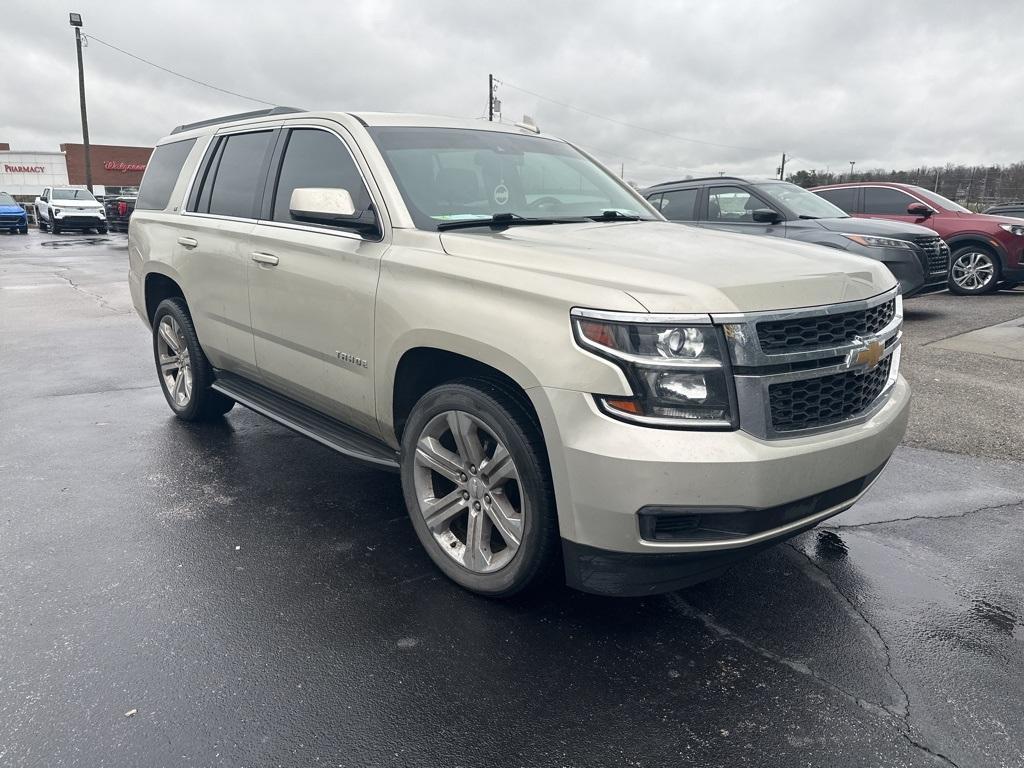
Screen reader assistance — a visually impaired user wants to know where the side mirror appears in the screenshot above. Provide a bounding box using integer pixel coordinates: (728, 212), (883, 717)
(907, 202), (933, 217)
(751, 208), (783, 224)
(289, 187), (356, 221)
(289, 187), (378, 235)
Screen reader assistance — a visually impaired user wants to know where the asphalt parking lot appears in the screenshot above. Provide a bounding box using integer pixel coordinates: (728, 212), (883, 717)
(1, 229), (1022, 768)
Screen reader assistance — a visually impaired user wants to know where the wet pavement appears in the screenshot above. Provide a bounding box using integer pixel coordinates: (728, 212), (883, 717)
(1, 230), (1022, 767)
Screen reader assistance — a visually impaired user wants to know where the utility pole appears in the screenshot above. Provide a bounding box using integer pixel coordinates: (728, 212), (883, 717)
(778, 153), (787, 181)
(488, 74), (493, 121)
(848, 161), (856, 181)
(620, 162), (624, 179)
(934, 168), (940, 192)
(70, 13), (92, 192)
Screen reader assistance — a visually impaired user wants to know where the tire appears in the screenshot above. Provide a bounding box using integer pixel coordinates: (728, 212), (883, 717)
(51, 219), (60, 235)
(37, 216), (47, 231)
(152, 297), (235, 421)
(18, 227), (27, 235)
(948, 245), (1000, 295)
(400, 378), (559, 597)
(97, 226), (108, 234)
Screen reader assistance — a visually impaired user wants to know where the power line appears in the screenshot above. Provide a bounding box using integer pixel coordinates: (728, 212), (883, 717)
(84, 34), (279, 107)
(498, 78), (779, 155)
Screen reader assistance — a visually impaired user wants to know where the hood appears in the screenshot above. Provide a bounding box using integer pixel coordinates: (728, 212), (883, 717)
(0, 204), (25, 215)
(813, 216), (938, 238)
(440, 221), (895, 314)
(957, 211), (1024, 227)
(53, 200), (103, 210)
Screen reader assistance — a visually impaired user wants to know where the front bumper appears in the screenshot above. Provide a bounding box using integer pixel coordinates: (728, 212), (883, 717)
(54, 212), (105, 228)
(533, 376), (910, 595)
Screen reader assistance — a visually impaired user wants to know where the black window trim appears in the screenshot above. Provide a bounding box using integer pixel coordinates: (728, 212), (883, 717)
(181, 126), (280, 222)
(253, 123), (386, 243)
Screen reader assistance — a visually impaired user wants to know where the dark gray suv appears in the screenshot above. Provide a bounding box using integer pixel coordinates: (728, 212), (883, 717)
(642, 177), (949, 297)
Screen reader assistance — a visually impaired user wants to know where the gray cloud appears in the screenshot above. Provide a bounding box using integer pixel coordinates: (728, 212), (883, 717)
(2, 0), (1022, 186)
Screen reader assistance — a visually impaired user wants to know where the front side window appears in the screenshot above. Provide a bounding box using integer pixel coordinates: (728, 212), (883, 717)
(659, 188), (698, 221)
(753, 181), (847, 220)
(136, 138), (196, 211)
(863, 187), (916, 215)
(271, 129), (372, 227)
(912, 186), (970, 213)
(195, 131), (274, 218)
(52, 188), (96, 202)
(367, 127), (654, 230)
(707, 186), (759, 222)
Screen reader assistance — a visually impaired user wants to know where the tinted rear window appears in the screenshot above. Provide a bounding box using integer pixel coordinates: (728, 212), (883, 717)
(660, 188), (698, 221)
(136, 139), (195, 211)
(815, 187), (858, 213)
(202, 131), (274, 218)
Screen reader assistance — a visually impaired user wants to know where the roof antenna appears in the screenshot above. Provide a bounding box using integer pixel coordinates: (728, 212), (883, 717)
(515, 114), (540, 134)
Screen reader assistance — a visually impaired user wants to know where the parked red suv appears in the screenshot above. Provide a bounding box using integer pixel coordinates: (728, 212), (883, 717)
(811, 182), (1024, 295)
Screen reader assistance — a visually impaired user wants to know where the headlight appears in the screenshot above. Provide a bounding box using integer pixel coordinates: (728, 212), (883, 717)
(842, 234), (914, 249)
(999, 223), (1024, 236)
(571, 310), (736, 428)
(53, 208), (62, 215)
(98, 211), (106, 218)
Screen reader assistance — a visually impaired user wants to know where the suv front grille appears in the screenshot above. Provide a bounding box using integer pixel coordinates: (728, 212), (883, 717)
(769, 357), (892, 432)
(0, 213), (24, 224)
(756, 299), (895, 354)
(913, 236), (950, 276)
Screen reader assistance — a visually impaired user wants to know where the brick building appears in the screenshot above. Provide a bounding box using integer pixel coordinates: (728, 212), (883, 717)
(60, 142), (153, 193)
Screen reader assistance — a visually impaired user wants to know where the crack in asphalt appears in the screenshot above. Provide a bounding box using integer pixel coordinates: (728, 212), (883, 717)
(51, 267), (131, 315)
(786, 544), (909, 718)
(822, 499), (1024, 531)
(667, 554), (963, 768)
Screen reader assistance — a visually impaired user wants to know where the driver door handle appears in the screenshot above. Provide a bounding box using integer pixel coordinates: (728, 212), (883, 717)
(177, 236), (198, 249)
(251, 252), (279, 266)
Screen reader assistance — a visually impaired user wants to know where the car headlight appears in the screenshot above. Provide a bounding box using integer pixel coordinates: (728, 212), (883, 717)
(999, 223), (1024, 236)
(571, 310), (736, 428)
(842, 234), (914, 249)
(53, 208), (62, 215)
(98, 210), (106, 218)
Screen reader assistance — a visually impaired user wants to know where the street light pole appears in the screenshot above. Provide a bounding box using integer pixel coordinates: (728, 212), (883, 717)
(70, 13), (92, 192)
(848, 160), (856, 182)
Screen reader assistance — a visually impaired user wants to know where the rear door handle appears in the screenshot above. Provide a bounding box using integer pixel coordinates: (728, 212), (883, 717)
(177, 236), (198, 249)
(251, 252), (279, 266)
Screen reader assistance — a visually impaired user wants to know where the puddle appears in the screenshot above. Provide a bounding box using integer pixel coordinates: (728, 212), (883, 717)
(814, 529), (849, 560)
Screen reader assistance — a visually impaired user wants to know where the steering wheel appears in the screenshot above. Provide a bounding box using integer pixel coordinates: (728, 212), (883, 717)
(526, 196), (562, 211)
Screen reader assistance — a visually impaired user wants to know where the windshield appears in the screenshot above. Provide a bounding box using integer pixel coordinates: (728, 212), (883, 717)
(52, 188), (97, 201)
(753, 181), (848, 219)
(367, 127), (656, 230)
(0, 192), (18, 207)
(911, 186), (970, 213)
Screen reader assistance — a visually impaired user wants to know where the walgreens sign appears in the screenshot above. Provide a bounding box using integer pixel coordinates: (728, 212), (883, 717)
(104, 160), (147, 173)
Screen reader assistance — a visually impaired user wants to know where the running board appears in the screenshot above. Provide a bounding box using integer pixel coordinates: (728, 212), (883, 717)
(211, 371), (400, 471)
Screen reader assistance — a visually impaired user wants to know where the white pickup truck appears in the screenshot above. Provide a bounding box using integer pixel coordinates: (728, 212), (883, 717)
(34, 186), (107, 234)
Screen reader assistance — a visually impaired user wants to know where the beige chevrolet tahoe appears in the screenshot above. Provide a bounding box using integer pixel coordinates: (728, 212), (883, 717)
(128, 108), (910, 597)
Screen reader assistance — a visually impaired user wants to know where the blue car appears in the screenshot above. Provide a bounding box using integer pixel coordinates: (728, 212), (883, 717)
(0, 192), (29, 234)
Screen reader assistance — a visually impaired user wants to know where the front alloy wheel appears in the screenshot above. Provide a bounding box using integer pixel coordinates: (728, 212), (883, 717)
(949, 248), (999, 294)
(412, 410), (524, 573)
(400, 380), (558, 597)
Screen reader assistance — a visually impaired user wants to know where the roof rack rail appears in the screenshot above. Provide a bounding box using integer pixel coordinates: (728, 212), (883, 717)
(170, 106), (305, 135)
(648, 175), (747, 187)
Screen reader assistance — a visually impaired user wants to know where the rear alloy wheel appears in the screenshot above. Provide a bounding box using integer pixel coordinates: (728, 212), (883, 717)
(152, 298), (234, 421)
(949, 246), (1000, 295)
(400, 380), (558, 597)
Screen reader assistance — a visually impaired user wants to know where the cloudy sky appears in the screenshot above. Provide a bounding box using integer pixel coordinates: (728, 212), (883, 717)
(2, 0), (1022, 186)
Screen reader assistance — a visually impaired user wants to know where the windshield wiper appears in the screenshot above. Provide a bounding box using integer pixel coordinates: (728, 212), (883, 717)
(436, 213), (587, 231)
(588, 210), (642, 221)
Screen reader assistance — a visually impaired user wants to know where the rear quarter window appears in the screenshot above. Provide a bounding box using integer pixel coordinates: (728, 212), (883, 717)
(815, 187), (858, 213)
(135, 138), (196, 211)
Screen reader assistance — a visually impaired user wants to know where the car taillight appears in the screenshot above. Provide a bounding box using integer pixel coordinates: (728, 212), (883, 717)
(117, 202), (128, 216)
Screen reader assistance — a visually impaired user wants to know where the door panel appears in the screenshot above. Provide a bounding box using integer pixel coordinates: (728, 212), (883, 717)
(246, 125), (387, 437)
(174, 216), (258, 377)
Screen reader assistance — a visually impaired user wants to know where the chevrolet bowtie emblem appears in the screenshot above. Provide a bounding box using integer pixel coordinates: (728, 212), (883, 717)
(846, 338), (884, 372)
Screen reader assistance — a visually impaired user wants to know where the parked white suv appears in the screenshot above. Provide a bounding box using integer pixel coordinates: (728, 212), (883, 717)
(35, 186), (107, 234)
(128, 108), (910, 597)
